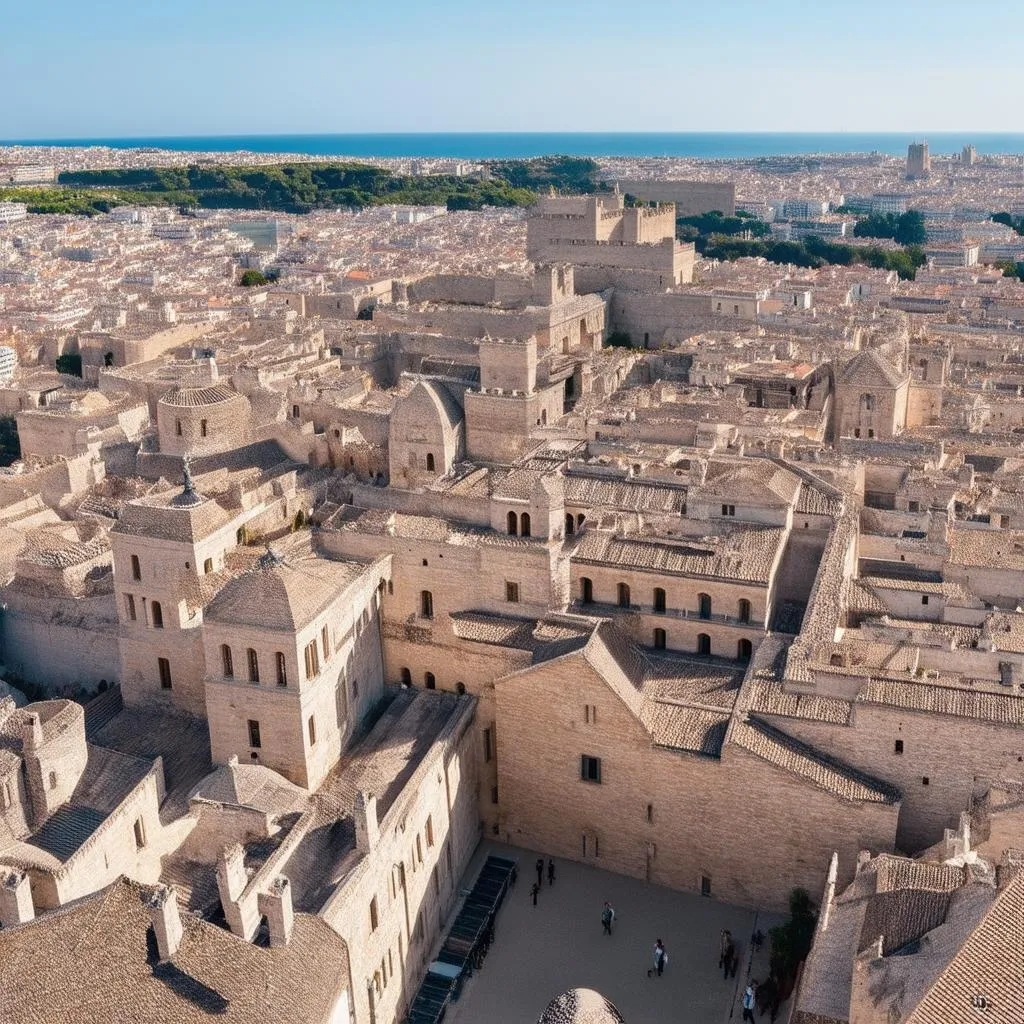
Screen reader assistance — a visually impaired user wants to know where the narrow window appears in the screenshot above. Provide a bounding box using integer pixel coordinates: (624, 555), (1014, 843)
(520, 512), (531, 537)
(617, 582), (631, 608)
(416, 835), (423, 864)
(245, 648), (259, 682)
(48, 770), (57, 790)
(304, 640), (319, 679)
(134, 817), (146, 849)
(426, 815), (434, 847)
(203, 557), (213, 574)
(700, 875), (712, 897)
(737, 598), (751, 624)
(737, 638), (752, 661)
(507, 510), (518, 536)
(697, 633), (711, 656)
(698, 593), (712, 619)
(491, 785), (499, 804)
(505, 581), (520, 603)
(321, 624), (330, 659)
(125, 593), (136, 621)
(653, 587), (666, 613)
(426, 453), (435, 471)
(175, 419), (182, 436)
(292, 404), (300, 418)
(151, 601), (163, 629)
(370, 896), (379, 932)
(400, 667), (412, 685)
(420, 590), (433, 618)
(580, 755), (602, 784)
(200, 418), (207, 437)
(276, 652), (287, 687)
(158, 657), (172, 689)
(580, 577), (593, 604)
(131, 554), (141, 581)
(308, 715), (317, 746)
(894, 740), (904, 754)
(653, 628), (666, 649)
(922, 595), (929, 606)
(221, 644), (233, 678)
(484, 727), (493, 762)
(248, 719), (261, 749)
(425, 672), (436, 690)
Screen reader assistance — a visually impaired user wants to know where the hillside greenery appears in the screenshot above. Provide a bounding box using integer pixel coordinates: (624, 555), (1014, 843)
(851, 210), (927, 246)
(993, 211), (1024, 235)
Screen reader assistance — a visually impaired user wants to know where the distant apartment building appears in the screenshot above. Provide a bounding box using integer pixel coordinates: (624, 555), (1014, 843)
(925, 243), (980, 267)
(962, 143), (978, 165)
(615, 179), (736, 217)
(0, 202), (28, 225)
(907, 142), (931, 179)
(0, 163), (55, 185)
(778, 198), (829, 221)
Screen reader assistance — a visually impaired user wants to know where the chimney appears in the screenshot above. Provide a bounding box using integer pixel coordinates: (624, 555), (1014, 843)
(0, 870), (34, 927)
(355, 790), (379, 853)
(148, 884), (183, 961)
(216, 843), (258, 940)
(22, 713), (43, 750)
(257, 876), (294, 948)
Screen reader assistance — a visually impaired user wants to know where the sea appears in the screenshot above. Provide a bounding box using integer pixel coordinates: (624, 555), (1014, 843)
(5, 132), (1024, 160)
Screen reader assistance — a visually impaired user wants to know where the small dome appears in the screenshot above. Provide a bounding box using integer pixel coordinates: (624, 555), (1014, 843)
(537, 989), (625, 1024)
(159, 382), (240, 408)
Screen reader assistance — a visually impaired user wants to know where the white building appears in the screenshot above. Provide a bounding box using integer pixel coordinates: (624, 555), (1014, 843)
(0, 203), (28, 225)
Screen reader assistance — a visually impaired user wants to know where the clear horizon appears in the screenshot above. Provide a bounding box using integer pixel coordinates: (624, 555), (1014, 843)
(4, 0), (1023, 139)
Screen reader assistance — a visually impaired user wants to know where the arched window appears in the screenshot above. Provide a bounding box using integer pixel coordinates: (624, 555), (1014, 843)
(863, 393), (875, 411)
(131, 554), (141, 581)
(425, 672), (436, 690)
(698, 593), (712, 620)
(580, 577), (593, 604)
(577, 513), (586, 528)
(221, 644), (233, 678)
(276, 652), (287, 687)
(456, 682), (466, 695)
(247, 648), (259, 683)
(507, 510), (518, 536)
(737, 599), (751, 624)
(565, 513), (575, 536)
(617, 582), (631, 608)
(737, 638), (752, 661)
(653, 588), (666, 614)
(520, 513), (531, 537)
(400, 667), (412, 685)
(48, 771), (57, 790)
(151, 601), (163, 629)
(697, 633), (711, 656)
(653, 628), (666, 649)
(426, 453), (435, 472)
(421, 590), (434, 619)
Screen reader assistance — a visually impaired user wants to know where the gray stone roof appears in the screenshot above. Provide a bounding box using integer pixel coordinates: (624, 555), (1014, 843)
(838, 349), (907, 388)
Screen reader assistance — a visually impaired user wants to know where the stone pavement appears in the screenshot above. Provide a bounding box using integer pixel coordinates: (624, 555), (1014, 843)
(443, 843), (784, 1024)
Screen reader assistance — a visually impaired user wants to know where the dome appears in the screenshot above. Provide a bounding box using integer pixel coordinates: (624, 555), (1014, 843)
(159, 382), (240, 408)
(537, 989), (625, 1024)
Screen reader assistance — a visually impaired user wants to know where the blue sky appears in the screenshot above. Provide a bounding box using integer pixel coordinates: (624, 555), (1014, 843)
(3, 0), (1022, 138)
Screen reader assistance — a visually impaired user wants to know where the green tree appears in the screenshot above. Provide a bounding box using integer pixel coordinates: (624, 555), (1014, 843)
(55, 353), (83, 377)
(769, 888), (818, 992)
(239, 270), (269, 287)
(894, 210), (926, 246)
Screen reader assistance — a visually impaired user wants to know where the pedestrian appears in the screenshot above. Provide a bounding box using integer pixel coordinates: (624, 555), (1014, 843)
(531, 882), (539, 907)
(653, 939), (668, 977)
(742, 981), (757, 1022)
(535, 857), (544, 888)
(722, 935), (735, 979)
(547, 859), (555, 886)
(601, 901), (615, 935)
(719, 929), (732, 969)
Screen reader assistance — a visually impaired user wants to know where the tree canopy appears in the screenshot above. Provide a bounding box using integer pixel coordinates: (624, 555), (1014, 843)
(853, 210), (926, 246)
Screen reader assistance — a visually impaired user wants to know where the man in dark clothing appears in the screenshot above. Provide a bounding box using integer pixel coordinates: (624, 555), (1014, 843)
(601, 902), (615, 935)
(547, 859), (555, 886)
(535, 858), (544, 888)
(531, 883), (539, 907)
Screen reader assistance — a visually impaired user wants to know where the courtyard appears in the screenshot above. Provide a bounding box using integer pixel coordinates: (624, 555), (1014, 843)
(444, 843), (785, 1024)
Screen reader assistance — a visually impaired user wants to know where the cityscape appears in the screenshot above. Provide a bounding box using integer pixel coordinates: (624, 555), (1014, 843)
(3, 5), (1024, 1023)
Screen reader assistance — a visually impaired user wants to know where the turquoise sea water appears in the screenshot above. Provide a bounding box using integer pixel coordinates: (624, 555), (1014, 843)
(4, 132), (1024, 160)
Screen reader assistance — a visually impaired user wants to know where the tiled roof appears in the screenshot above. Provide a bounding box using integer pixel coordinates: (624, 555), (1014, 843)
(838, 349), (908, 388)
(746, 681), (853, 725)
(537, 988), (626, 1024)
(858, 678), (1024, 726)
(0, 878), (350, 1024)
(563, 473), (687, 514)
(158, 382), (241, 407)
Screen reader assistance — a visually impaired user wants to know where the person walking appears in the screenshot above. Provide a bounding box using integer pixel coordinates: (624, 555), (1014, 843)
(742, 981), (758, 1022)
(535, 857), (544, 888)
(547, 859), (555, 886)
(719, 929), (732, 969)
(653, 939), (668, 977)
(601, 901), (615, 935)
(531, 882), (540, 907)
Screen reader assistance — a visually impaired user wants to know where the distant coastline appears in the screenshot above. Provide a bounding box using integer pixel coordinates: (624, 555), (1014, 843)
(5, 132), (1024, 160)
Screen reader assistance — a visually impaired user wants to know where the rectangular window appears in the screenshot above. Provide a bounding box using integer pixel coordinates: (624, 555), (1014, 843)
(425, 815), (434, 847)
(125, 594), (136, 621)
(134, 817), (146, 849)
(922, 776), (930, 786)
(321, 624), (330, 660)
(700, 874), (712, 897)
(445, 845), (452, 873)
(200, 419), (207, 437)
(131, 554), (141, 581)
(505, 581), (520, 603)
(304, 640), (320, 679)
(248, 719), (261, 749)
(647, 803), (654, 824)
(491, 785), (499, 805)
(308, 715), (316, 746)
(584, 704), (597, 724)
(370, 896), (379, 932)
(922, 595), (930, 606)
(276, 652), (288, 687)
(157, 657), (172, 690)
(721, 504), (735, 517)
(580, 755), (602, 784)
(203, 557), (213, 574)
(894, 740), (904, 754)
(483, 727), (493, 763)
(416, 835), (423, 864)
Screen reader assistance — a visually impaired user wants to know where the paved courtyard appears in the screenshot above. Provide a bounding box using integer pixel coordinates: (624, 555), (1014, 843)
(444, 843), (785, 1024)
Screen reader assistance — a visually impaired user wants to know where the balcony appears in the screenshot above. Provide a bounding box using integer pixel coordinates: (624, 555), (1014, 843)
(571, 599), (761, 630)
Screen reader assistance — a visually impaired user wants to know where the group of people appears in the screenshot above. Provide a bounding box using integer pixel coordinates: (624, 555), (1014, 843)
(531, 857), (556, 905)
